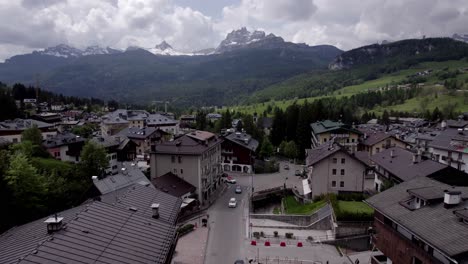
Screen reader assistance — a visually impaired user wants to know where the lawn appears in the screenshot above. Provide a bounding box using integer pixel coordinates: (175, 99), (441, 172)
(337, 201), (374, 214)
(283, 196), (326, 215)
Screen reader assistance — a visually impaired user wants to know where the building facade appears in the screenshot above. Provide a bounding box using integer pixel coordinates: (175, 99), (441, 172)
(221, 132), (258, 173)
(310, 120), (361, 153)
(150, 131), (222, 204)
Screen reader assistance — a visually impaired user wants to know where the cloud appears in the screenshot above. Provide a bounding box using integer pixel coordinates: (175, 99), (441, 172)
(0, 0), (467, 61)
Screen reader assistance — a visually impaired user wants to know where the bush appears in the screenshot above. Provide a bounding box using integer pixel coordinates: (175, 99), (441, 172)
(177, 224), (195, 236)
(337, 193), (369, 201)
(253, 232), (260, 239)
(285, 232), (294, 239)
(273, 231), (278, 237)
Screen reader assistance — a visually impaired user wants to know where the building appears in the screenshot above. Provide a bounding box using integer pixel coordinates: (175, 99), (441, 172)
(0, 119), (57, 143)
(93, 162), (151, 195)
(310, 120), (362, 153)
(206, 113), (222, 122)
(43, 133), (85, 162)
(358, 131), (408, 157)
(370, 147), (465, 192)
(0, 183), (182, 264)
(118, 127), (169, 158)
(221, 131), (258, 173)
(366, 177), (468, 264)
(305, 141), (370, 197)
(152, 172), (196, 199)
(32, 112), (62, 124)
(91, 135), (137, 175)
(150, 130), (222, 204)
(101, 115), (129, 136)
(179, 114), (196, 125)
(259, 117), (273, 136)
(147, 114), (179, 135)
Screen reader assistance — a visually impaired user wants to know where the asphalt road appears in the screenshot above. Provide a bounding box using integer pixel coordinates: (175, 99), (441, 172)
(204, 183), (249, 264)
(204, 161), (306, 264)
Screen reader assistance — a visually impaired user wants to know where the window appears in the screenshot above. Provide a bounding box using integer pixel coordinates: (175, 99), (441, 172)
(340, 169), (345, 175)
(323, 138), (327, 142)
(376, 147), (380, 153)
(171, 156), (175, 163)
(332, 158), (337, 164)
(178, 156), (182, 163)
(332, 181), (336, 187)
(340, 181), (344, 187)
(351, 138), (355, 143)
(12, 138), (18, 143)
(180, 169), (183, 174)
(346, 138), (350, 143)
(332, 169), (337, 175)
(341, 158), (345, 164)
(173, 168), (177, 174)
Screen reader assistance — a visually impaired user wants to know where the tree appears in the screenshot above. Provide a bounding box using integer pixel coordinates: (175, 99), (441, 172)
(5, 153), (47, 210)
(270, 108), (285, 146)
(21, 126), (43, 146)
(260, 137), (274, 158)
(72, 124), (96, 138)
(79, 141), (108, 178)
(283, 141), (299, 159)
(381, 110), (390, 125)
(196, 110), (207, 130)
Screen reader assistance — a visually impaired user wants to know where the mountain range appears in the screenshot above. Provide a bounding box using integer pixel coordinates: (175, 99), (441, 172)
(0, 28), (342, 106)
(1, 29), (467, 107)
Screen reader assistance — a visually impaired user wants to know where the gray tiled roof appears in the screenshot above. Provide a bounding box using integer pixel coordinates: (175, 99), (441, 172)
(147, 114), (177, 126)
(366, 177), (468, 259)
(152, 172), (196, 198)
(371, 147), (446, 182)
(224, 132), (259, 152)
(306, 141), (341, 166)
(310, 120), (362, 135)
(93, 163), (150, 195)
(42, 133), (85, 148)
(154, 132), (221, 155)
(118, 126), (160, 140)
(18, 202), (176, 264)
(0, 185), (181, 264)
(0, 119), (54, 131)
(90, 135), (122, 148)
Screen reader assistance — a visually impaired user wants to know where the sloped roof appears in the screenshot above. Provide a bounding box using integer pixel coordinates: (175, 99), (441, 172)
(147, 114), (177, 126)
(93, 163), (150, 195)
(366, 177), (468, 259)
(42, 133), (85, 148)
(152, 172), (196, 198)
(370, 147), (446, 182)
(154, 132), (221, 155)
(224, 132), (259, 152)
(0, 185), (181, 264)
(310, 120), (362, 135)
(306, 141), (366, 167)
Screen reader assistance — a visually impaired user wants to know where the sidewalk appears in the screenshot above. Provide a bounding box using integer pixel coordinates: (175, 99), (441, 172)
(251, 226), (333, 242)
(172, 221), (209, 264)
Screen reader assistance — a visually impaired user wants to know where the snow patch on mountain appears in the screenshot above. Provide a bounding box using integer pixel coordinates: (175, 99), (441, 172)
(34, 44), (122, 58)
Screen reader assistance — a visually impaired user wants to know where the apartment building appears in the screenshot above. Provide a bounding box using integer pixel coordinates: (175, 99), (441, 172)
(310, 120), (362, 153)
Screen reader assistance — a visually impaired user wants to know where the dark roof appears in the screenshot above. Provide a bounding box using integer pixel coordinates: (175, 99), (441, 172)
(224, 132), (259, 152)
(370, 147), (446, 182)
(0, 205), (86, 264)
(154, 131), (221, 155)
(0, 119), (54, 131)
(0, 185), (182, 264)
(359, 131), (404, 146)
(152, 172), (196, 197)
(99, 184), (182, 225)
(147, 114), (177, 126)
(366, 177), (468, 259)
(310, 120), (362, 135)
(306, 141), (341, 166)
(42, 133), (85, 148)
(90, 135), (122, 148)
(446, 119), (468, 128)
(118, 126), (160, 140)
(407, 186), (445, 201)
(93, 163), (151, 195)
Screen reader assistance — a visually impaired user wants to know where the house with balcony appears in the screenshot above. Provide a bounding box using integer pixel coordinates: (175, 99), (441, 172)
(221, 131), (259, 173)
(310, 120), (362, 153)
(150, 130), (223, 204)
(117, 126), (169, 159)
(366, 176), (468, 264)
(358, 131), (408, 158)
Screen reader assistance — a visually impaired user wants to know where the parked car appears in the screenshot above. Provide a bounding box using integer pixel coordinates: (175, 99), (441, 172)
(235, 185), (242, 194)
(234, 260), (245, 264)
(295, 170), (302, 176)
(283, 164), (289, 170)
(228, 197), (237, 208)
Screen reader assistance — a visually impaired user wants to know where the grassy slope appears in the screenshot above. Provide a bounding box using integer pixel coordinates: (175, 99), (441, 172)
(231, 60), (468, 115)
(337, 201), (374, 214)
(283, 196), (326, 215)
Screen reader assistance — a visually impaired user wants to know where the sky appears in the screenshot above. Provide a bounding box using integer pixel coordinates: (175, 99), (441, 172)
(0, 0), (467, 61)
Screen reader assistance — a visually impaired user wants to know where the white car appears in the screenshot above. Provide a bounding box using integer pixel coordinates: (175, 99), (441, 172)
(225, 176), (237, 184)
(228, 197), (237, 208)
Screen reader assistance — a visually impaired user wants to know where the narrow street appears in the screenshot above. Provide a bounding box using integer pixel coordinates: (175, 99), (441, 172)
(204, 184), (249, 264)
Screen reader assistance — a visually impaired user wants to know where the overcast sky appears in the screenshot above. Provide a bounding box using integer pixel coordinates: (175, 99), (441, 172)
(0, 0), (467, 61)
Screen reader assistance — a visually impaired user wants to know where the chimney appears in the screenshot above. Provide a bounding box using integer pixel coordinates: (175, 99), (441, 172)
(444, 190), (461, 208)
(151, 203), (160, 218)
(44, 214), (64, 233)
(91, 175), (98, 182)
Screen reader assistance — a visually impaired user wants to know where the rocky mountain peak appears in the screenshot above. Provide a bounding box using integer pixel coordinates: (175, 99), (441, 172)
(154, 40), (173, 51)
(216, 28), (284, 53)
(37, 44), (83, 58)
